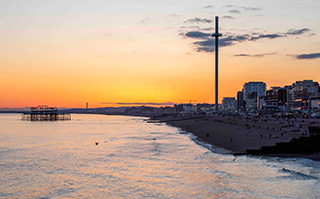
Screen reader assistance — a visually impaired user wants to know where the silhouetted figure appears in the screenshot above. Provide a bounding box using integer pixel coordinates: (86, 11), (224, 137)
(260, 134), (263, 139)
(269, 134), (272, 139)
(230, 138), (232, 142)
(281, 133), (283, 138)
(206, 133), (209, 137)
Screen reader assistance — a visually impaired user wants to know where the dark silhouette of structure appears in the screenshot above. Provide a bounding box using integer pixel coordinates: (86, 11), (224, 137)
(22, 105), (71, 121)
(212, 16), (222, 113)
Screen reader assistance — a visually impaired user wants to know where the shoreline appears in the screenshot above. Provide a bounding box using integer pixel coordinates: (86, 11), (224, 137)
(166, 115), (320, 161)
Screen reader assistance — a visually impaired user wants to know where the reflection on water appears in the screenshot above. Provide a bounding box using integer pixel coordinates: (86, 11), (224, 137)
(0, 114), (319, 198)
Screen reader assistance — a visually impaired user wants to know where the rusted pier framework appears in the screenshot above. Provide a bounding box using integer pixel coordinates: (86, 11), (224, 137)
(22, 105), (71, 121)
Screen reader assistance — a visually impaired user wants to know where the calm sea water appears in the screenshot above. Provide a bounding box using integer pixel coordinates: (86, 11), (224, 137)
(0, 114), (319, 199)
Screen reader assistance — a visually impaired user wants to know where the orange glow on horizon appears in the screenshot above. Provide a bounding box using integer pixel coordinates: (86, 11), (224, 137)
(0, 1), (319, 109)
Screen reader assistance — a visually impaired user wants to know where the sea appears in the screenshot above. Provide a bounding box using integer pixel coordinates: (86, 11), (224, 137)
(0, 114), (320, 199)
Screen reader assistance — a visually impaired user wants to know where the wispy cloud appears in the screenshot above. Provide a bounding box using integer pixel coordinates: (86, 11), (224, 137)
(224, 5), (262, 11)
(241, 6), (262, 11)
(204, 5), (213, 9)
(193, 39), (214, 52)
(190, 35), (250, 52)
(180, 26), (200, 30)
(222, 15), (235, 19)
(250, 33), (285, 41)
(182, 31), (211, 39)
(292, 53), (320, 60)
(286, 28), (310, 35)
(234, 53), (277, 58)
(101, 102), (176, 106)
(183, 18), (213, 24)
(139, 17), (150, 24)
(181, 27), (312, 53)
(229, 10), (241, 14)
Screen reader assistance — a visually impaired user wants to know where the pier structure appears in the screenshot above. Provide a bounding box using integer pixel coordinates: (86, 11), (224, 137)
(22, 105), (71, 121)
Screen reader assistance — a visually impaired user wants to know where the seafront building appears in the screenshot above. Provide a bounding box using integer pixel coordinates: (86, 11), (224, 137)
(222, 97), (236, 111)
(237, 91), (244, 111)
(238, 81), (267, 111)
(67, 80), (319, 116)
(243, 82), (266, 102)
(235, 80), (320, 113)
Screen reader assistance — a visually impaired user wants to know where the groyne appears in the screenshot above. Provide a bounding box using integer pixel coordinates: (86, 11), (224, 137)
(245, 126), (320, 157)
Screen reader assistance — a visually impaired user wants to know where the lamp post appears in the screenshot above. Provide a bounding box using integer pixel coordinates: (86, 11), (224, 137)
(212, 16), (222, 113)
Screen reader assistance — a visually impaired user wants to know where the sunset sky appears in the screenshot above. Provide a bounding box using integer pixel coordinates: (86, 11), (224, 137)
(0, 0), (319, 108)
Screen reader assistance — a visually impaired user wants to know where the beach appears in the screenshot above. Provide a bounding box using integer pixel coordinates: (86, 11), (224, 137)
(167, 115), (320, 158)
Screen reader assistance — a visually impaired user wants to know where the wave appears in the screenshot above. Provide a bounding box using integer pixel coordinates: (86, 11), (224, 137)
(279, 168), (319, 180)
(177, 128), (231, 155)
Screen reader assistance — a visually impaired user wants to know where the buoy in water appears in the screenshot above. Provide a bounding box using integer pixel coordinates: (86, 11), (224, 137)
(95, 142), (99, 145)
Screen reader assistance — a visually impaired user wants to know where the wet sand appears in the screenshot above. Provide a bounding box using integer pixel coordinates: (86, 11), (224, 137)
(167, 116), (318, 155)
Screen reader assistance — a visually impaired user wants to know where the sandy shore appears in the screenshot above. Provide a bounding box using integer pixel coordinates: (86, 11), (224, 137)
(167, 116), (319, 158)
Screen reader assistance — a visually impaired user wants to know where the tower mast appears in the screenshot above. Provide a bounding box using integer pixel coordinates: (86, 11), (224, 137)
(212, 16), (222, 113)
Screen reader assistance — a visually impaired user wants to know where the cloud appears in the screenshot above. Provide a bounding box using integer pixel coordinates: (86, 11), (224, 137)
(183, 32), (250, 52)
(234, 53), (277, 58)
(241, 6), (262, 11)
(184, 18), (213, 24)
(180, 25), (200, 29)
(183, 31), (249, 44)
(204, 5), (213, 8)
(198, 27), (215, 31)
(182, 31), (211, 39)
(229, 10), (241, 14)
(250, 33), (285, 41)
(293, 53), (320, 60)
(181, 27), (312, 53)
(222, 15), (235, 19)
(167, 14), (180, 17)
(220, 35), (250, 46)
(286, 28), (310, 35)
(193, 39), (215, 52)
(185, 31), (284, 52)
(139, 17), (150, 24)
(235, 53), (253, 57)
(115, 102), (176, 106)
(224, 5), (261, 11)
(189, 34), (250, 52)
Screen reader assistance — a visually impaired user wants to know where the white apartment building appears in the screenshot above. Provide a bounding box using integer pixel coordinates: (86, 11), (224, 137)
(243, 82), (266, 102)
